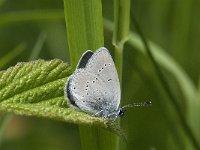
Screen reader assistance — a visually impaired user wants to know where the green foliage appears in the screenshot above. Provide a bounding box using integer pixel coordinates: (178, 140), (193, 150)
(0, 10), (64, 27)
(64, 0), (104, 69)
(0, 44), (26, 69)
(113, 0), (130, 82)
(0, 59), (111, 128)
(63, 0), (119, 150)
(0, 0), (200, 150)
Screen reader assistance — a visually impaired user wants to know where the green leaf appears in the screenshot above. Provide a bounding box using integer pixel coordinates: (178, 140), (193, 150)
(0, 59), (113, 129)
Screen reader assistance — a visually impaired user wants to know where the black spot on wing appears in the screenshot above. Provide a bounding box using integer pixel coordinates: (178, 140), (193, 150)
(66, 78), (80, 108)
(77, 50), (94, 68)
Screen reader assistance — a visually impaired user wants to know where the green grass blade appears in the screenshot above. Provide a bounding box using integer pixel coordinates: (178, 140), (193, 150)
(113, 1), (130, 149)
(0, 10), (64, 27)
(113, 0), (130, 81)
(29, 32), (46, 60)
(131, 15), (200, 150)
(192, 76), (200, 142)
(64, 0), (104, 69)
(113, 0), (130, 47)
(0, 113), (11, 147)
(170, 0), (192, 62)
(0, 43), (26, 69)
(0, 0), (6, 7)
(198, 77), (200, 101)
(63, 0), (118, 150)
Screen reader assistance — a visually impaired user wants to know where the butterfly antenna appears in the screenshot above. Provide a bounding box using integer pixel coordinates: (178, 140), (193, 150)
(121, 100), (152, 109)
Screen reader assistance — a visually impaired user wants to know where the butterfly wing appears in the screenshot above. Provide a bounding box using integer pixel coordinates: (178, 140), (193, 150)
(65, 69), (112, 115)
(65, 47), (121, 117)
(85, 47), (121, 107)
(65, 50), (94, 109)
(76, 50), (94, 69)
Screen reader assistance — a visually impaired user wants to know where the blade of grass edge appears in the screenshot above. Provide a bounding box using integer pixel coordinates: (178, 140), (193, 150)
(113, 0), (130, 82)
(195, 77), (200, 141)
(0, 113), (11, 147)
(0, 43), (26, 69)
(63, 0), (118, 150)
(29, 32), (46, 60)
(0, 0), (6, 7)
(0, 10), (64, 27)
(131, 14), (200, 150)
(113, 1), (130, 150)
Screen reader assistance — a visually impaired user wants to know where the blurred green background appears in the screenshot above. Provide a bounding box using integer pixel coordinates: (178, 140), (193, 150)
(0, 0), (200, 150)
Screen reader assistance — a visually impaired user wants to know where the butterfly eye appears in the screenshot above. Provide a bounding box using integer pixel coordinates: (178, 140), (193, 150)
(119, 109), (125, 116)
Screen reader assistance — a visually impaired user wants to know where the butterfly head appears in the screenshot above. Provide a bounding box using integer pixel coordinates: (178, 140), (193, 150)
(118, 108), (125, 117)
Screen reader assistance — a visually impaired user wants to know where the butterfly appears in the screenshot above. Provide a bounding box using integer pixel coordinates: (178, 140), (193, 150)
(64, 47), (123, 119)
(64, 47), (151, 119)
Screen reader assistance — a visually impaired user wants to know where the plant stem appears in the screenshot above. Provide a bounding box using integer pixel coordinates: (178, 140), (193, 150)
(0, 113), (11, 147)
(113, 1), (130, 150)
(63, 0), (118, 150)
(113, 0), (130, 81)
